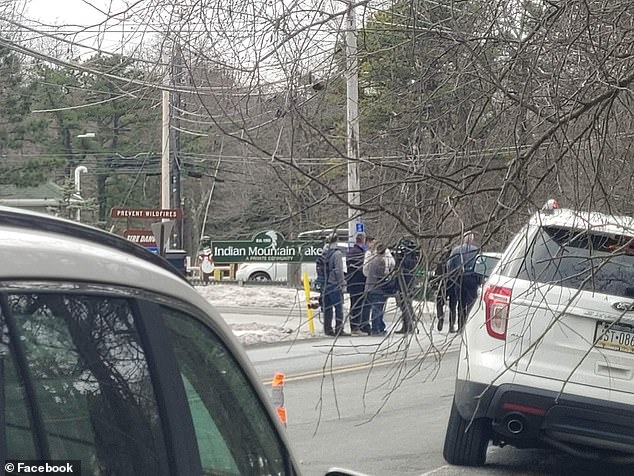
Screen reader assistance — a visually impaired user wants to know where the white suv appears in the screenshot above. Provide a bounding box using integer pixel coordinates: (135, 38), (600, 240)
(443, 202), (634, 466)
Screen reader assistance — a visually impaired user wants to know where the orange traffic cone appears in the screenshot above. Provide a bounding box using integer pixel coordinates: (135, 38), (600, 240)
(271, 372), (287, 427)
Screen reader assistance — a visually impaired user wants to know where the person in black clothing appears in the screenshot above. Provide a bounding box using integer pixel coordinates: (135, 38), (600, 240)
(446, 231), (481, 332)
(346, 232), (370, 336)
(435, 244), (452, 332)
(393, 238), (419, 334)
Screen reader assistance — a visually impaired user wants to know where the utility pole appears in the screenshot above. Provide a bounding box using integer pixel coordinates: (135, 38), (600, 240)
(345, 1), (361, 244)
(171, 43), (183, 249)
(161, 78), (170, 212)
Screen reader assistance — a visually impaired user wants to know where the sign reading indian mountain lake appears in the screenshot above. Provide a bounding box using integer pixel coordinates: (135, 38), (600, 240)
(211, 230), (323, 264)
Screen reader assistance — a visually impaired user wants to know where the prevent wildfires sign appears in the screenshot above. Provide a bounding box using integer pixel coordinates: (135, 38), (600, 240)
(111, 208), (182, 219)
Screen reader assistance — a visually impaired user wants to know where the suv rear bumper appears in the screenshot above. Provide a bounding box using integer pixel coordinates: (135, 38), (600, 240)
(455, 379), (634, 454)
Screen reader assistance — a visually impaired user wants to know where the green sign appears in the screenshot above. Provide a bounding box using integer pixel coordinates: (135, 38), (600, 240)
(211, 230), (323, 264)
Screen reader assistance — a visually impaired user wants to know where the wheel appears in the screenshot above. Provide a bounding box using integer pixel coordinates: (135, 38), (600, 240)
(443, 399), (490, 466)
(248, 271), (271, 281)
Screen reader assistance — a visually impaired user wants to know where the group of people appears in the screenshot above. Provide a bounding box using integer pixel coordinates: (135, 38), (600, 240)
(317, 232), (419, 337)
(435, 231), (482, 333)
(316, 229), (483, 337)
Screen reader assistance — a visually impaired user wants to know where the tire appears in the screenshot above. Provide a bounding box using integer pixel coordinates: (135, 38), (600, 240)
(443, 399), (490, 466)
(248, 271), (271, 281)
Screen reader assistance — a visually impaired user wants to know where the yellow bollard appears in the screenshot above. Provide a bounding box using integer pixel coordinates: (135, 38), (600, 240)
(213, 268), (222, 281)
(302, 272), (315, 335)
(271, 372), (287, 427)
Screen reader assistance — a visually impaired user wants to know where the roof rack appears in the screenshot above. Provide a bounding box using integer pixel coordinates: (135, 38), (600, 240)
(0, 207), (188, 282)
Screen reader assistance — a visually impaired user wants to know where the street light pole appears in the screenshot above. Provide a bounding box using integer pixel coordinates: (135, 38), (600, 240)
(345, 1), (361, 243)
(74, 133), (94, 222)
(73, 165), (87, 222)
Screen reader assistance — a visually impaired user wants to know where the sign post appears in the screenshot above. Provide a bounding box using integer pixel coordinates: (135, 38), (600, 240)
(151, 221), (175, 257)
(302, 272), (315, 335)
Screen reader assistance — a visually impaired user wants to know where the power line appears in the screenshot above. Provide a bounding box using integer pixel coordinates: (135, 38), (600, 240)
(0, 35), (281, 96)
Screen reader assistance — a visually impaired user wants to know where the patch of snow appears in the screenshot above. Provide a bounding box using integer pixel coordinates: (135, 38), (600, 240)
(196, 283), (312, 308)
(194, 284), (440, 347)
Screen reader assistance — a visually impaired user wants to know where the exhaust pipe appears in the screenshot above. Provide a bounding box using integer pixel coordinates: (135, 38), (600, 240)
(504, 413), (526, 435)
(507, 418), (524, 434)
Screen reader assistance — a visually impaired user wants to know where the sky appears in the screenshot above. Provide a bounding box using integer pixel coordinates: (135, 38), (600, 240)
(22, 0), (152, 57)
(20, 0), (347, 83)
(26, 0), (116, 25)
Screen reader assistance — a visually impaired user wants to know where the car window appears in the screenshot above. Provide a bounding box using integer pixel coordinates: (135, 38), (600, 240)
(514, 226), (634, 298)
(0, 293), (169, 476)
(162, 307), (291, 476)
(473, 255), (500, 279)
(495, 224), (533, 278)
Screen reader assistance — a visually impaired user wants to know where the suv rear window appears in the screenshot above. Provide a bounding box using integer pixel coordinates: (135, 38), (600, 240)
(514, 226), (634, 299)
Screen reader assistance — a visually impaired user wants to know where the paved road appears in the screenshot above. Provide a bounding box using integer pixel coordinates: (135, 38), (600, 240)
(242, 325), (634, 476)
(248, 340), (634, 476)
(230, 302), (460, 475)
(249, 339), (456, 476)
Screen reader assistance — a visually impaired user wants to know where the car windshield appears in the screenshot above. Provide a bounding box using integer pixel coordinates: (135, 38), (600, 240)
(517, 226), (634, 299)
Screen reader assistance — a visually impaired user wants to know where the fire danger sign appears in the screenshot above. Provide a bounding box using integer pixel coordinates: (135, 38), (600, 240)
(124, 229), (157, 247)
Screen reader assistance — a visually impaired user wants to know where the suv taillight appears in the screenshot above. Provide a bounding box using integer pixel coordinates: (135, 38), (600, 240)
(484, 285), (511, 340)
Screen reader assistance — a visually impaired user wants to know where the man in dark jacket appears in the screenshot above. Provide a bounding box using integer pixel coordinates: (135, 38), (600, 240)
(346, 232), (370, 336)
(321, 233), (348, 336)
(447, 231), (481, 332)
(435, 244), (452, 331)
(393, 238), (418, 334)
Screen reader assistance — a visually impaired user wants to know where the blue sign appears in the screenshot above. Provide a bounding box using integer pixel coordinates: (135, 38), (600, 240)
(356, 222), (364, 233)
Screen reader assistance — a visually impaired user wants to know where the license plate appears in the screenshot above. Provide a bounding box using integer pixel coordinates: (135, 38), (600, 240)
(595, 320), (634, 354)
